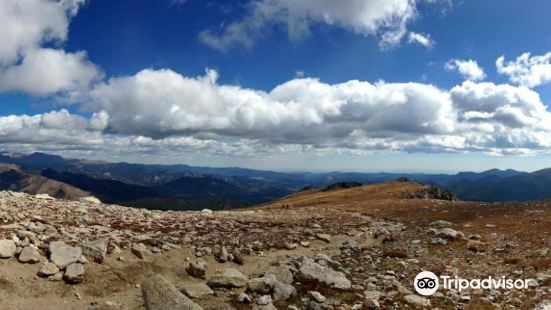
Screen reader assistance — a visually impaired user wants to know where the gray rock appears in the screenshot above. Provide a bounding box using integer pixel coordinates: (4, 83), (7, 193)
(38, 261), (59, 277)
(296, 259), (351, 290)
(404, 294), (431, 307)
(18, 245), (40, 263)
(207, 268), (248, 289)
(142, 275), (203, 310)
(265, 265), (294, 284)
(429, 220), (453, 228)
(272, 280), (296, 301)
(248, 276), (275, 294)
(256, 295), (272, 305)
(82, 239), (108, 263)
(50, 245), (82, 269)
(218, 246), (229, 262)
(186, 259), (207, 279)
(131, 243), (147, 259)
(48, 241), (66, 254)
(178, 282), (214, 298)
(431, 237), (448, 245)
(364, 298), (380, 309)
(237, 292), (252, 303)
(64, 263), (85, 283)
(308, 291), (326, 303)
(437, 228), (464, 240)
(0, 239), (16, 258)
(315, 233), (331, 243)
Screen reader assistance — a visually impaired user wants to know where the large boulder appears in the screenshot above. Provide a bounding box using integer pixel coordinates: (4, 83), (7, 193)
(142, 275), (203, 310)
(207, 268), (248, 289)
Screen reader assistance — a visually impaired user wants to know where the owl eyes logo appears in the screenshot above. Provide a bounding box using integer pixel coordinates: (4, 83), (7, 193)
(414, 271), (439, 295)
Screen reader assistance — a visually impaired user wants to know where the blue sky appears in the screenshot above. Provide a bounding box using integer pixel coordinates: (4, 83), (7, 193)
(2, 0), (551, 172)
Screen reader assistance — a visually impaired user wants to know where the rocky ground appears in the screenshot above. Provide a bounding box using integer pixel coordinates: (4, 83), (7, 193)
(0, 182), (550, 309)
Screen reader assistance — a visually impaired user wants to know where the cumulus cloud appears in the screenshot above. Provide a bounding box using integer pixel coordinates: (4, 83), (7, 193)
(496, 52), (551, 88)
(407, 32), (434, 48)
(0, 0), (100, 96)
(199, 0), (422, 52)
(0, 109), (107, 146)
(83, 69), (551, 155)
(445, 59), (486, 81)
(0, 48), (102, 96)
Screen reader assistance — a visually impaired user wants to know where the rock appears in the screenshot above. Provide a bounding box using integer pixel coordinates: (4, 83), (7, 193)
(82, 239), (108, 263)
(48, 241), (66, 254)
(300, 241), (310, 247)
(80, 196), (101, 204)
(284, 242), (298, 250)
(35, 193), (55, 200)
(296, 258), (351, 290)
(437, 228), (464, 240)
(142, 275), (203, 310)
(364, 298), (380, 309)
(131, 243), (147, 259)
(207, 268), (248, 289)
(256, 295), (272, 305)
(201, 209), (213, 215)
(38, 261), (59, 277)
(218, 246), (229, 262)
(0, 239), (16, 258)
(467, 240), (486, 252)
(237, 292), (252, 303)
(315, 233), (331, 243)
(404, 294), (431, 307)
(340, 240), (361, 252)
(178, 283), (214, 298)
(272, 280), (296, 301)
(430, 220), (453, 228)
(248, 276), (275, 294)
(64, 263), (85, 283)
(186, 259), (207, 279)
(232, 248), (244, 265)
(18, 245), (40, 263)
(50, 245), (82, 269)
(308, 291), (326, 303)
(431, 237), (448, 245)
(265, 265), (294, 284)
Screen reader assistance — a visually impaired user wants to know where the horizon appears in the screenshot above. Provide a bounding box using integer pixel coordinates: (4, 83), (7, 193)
(2, 1), (551, 171)
(5, 150), (549, 175)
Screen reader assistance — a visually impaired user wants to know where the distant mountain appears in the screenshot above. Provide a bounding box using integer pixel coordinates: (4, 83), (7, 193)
(0, 164), (90, 200)
(0, 151), (550, 206)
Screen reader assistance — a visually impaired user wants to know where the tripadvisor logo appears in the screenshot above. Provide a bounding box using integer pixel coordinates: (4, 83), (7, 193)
(413, 271), (536, 296)
(414, 271), (439, 296)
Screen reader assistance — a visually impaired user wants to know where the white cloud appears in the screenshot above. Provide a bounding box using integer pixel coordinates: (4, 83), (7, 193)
(0, 0), (99, 96)
(445, 59), (486, 81)
(0, 48), (102, 96)
(0, 109), (106, 145)
(496, 52), (551, 88)
(407, 32), (435, 48)
(83, 69), (551, 155)
(199, 0), (422, 52)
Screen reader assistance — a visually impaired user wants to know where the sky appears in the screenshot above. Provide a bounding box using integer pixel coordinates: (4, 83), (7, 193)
(2, 0), (551, 173)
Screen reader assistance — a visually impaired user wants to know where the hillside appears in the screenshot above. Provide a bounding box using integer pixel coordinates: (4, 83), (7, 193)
(0, 183), (548, 309)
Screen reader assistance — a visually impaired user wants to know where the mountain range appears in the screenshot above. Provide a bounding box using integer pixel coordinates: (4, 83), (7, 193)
(0, 151), (549, 209)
